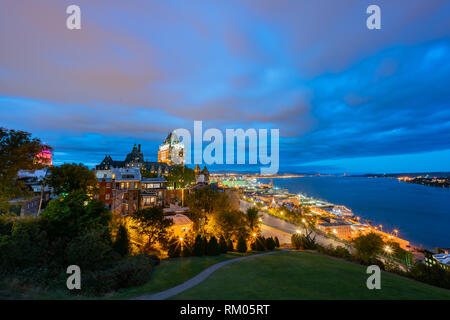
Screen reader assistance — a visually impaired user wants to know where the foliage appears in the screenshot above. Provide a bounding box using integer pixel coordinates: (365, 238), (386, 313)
(46, 163), (97, 195)
(186, 188), (231, 233)
(65, 227), (118, 271)
(408, 262), (450, 289)
(82, 254), (154, 295)
(166, 236), (182, 258)
(218, 235), (228, 253)
(40, 191), (112, 241)
(113, 224), (130, 257)
(207, 236), (220, 256)
(291, 233), (302, 250)
(208, 209), (246, 241)
(254, 236), (267, 251)
(245, 207), (261, 235)
(0, 128), (49, 210)
(236, 235), (247, 253)
(266, 237), (276, 250)
(318, 245), (352, 260)
(141, 168), (158, 178)
(291, 231), (317, 250)
(193, 234), (206, 256)
(166, 165), (195, 189)
(352, 232), (384, 263)
(274, 236), (280, 248)
(227, 239), (234, 251)
(130, 206), (173, 251)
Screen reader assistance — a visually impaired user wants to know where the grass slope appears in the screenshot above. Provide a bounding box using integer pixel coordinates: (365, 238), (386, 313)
(172, 251), (450, 300)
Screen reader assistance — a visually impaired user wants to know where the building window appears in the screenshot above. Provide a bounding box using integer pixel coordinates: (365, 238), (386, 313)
(105, 194), (110, 200)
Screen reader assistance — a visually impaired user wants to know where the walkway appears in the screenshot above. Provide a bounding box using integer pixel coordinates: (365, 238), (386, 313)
(134, 250), (285, 300)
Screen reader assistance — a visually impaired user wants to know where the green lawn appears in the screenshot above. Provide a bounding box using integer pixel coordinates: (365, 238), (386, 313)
(110, 252), (255, 299)
(172, 251), (450, 300)
(0, 252), (254, 300)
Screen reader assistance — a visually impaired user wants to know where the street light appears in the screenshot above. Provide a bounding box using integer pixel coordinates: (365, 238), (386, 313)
(384, 245), (392, 254)
(296, 230), (301, 234)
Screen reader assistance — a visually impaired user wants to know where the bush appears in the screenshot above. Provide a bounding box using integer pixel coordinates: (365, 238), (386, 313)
(352, 232), (383, 264)
(113, 224), (130, 257)
(82, 254), (153, 295)
(255, 236), (267, 251)
(266, 237), (276, 250)
(207, 236), (220, 256)
(166, 236), (182, 258)
(274, 236), (280, 248)
(291, 233), (302, 249)
(236, 235), (247, 253)
(65, 227), (118, 271)
(408, 263), (450, 289)
(227, 239), (234, 252)
(219, 235), (228, 253)
(193, 234), (205, 256)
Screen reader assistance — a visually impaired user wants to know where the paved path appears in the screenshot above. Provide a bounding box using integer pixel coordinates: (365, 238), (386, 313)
(134, 250), (285, 300)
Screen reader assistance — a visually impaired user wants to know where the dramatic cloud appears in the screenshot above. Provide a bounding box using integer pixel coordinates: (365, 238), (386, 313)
(0, 0), (449, 172)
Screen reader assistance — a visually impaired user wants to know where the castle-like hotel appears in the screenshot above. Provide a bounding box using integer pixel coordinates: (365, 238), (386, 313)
(94, 132), (209, 216)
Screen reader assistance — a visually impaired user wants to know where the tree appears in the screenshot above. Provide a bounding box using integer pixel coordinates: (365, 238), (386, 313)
(275, 236), (280, 248)
(208, 209), (246, 241)
(130, 207), (173, 252)
(353, 232), (384, 263)
(0, 128), (50, 210)
(186, 188), (231, 233)
(46, 163), (97, 195)
(266, 237), (276, 250)
(219, 235), (228, 253)
(236, 235), (247, 253)
(141, 168), (158, 178)
(291, 233), (302, 250)
(40, 191), (112, 241)
(167, 236), (181, 258)
(207, 236), (220, 256)
(113, 224), (130, 257)
(245, 207), (261, 235)
(193, 234), (205, 256)
(166, 165), (195, 189)
(227, 239), (234, 251)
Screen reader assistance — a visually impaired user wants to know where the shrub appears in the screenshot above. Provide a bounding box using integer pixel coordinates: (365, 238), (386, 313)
(274, 236), (280, 248)
(166, 236), (182, 258)
(113, 224), (130, 257)
(193, 234), (205, 256)
(65, 227), (118, 271)
(219, 235), (228, 253)
(352, 232), (383, 264)
(236, 235), (247, 253)
(207, 236), (220, 256)
(408, 263), (450, 289)
(82, 254), (154, 295)
(227, 239), (234, 252)
(291, 233), (302, 249)
(266, 237), (276, 250)
(255, 236), (267, 251)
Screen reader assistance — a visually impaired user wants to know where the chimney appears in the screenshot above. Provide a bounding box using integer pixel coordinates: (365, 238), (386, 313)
(138, 144), (141, 152)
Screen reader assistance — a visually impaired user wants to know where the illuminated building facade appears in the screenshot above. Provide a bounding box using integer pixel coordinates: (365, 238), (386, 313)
(158, 132), (185, 166)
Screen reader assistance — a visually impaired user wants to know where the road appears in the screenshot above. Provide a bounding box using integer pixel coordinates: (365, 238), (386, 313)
(240, 200), (354, 252)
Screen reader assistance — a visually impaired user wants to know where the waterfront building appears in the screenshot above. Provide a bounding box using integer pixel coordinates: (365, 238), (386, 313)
(158, 132), (185, 166)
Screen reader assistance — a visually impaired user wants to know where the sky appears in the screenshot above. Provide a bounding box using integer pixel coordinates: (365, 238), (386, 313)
(1, 0), (450, 174)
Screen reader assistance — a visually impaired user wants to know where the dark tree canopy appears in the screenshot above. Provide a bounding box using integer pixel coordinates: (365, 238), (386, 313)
(166, 165), (195, 189)
(0, 128), (50, 208)
(46, 163), (98, 195)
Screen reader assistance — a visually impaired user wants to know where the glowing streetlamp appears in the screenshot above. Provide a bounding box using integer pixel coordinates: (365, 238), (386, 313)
(384, 245), (392, 254)
(296, 230), (301, 234)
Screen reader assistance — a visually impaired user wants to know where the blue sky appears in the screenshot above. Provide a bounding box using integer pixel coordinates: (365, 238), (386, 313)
(1, 0), (449, 173)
